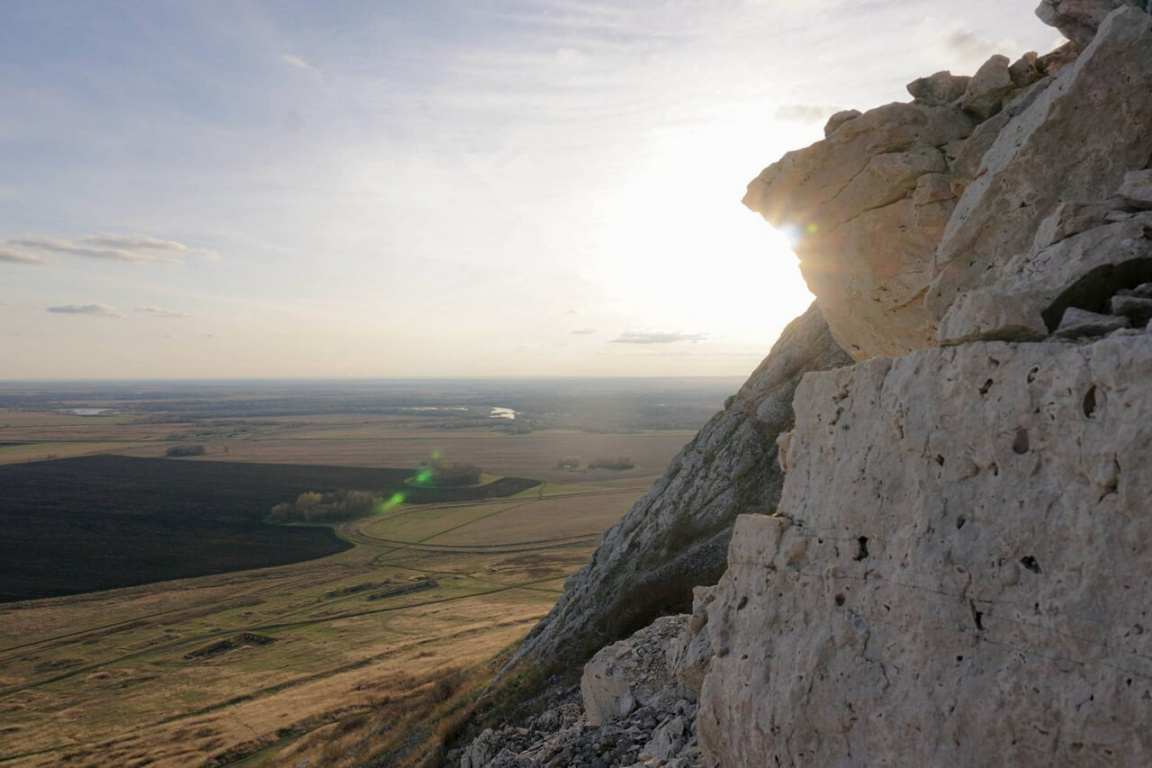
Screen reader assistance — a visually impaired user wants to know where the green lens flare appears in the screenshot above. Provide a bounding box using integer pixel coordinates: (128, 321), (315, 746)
(377, 491), (407, 513)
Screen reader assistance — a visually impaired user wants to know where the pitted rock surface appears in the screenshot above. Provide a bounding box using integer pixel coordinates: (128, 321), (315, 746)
(698, 336), (1152, 766)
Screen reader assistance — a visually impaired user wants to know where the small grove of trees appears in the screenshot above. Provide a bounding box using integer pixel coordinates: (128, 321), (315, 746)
(414, 461), (483, 488)
(556, 456), (582, 469)
(588, 456), (635, 470)
(268, 490), (381, 523)
(166, 444), (206, 457)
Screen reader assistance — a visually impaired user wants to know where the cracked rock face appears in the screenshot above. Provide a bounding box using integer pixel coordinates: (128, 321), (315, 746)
(927, 6), (1152, 321)
(503, 304), (849, 676)
(698, 337), (1152, 766)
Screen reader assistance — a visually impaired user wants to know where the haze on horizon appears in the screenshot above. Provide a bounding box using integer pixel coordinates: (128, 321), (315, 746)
(0, 0), (1060, 380)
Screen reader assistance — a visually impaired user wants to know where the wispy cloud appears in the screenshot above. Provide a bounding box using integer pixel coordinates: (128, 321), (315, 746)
(14, 236), (184, 265)
(8, 233), (220, 264)
(0, 246), (48, 265)
(46, 303), (123, 318)
(923, 23), (1021, 71)
(80, 233), (187, 251)
(134, 306), (189, 318)
(280, 54), (318, 72)
(571, 328), (596, 335)
(610, 331), (708, 344)
(774, 104), (843, 123)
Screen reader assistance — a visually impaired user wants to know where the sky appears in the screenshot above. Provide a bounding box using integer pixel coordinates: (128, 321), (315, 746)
(0, 0), (1061, 379)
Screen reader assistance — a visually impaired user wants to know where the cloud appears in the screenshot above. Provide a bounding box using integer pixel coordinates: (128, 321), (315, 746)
(281, 54), (318, 72)
(927, 25), (1020, 71)
(14, 236), (184, 265)
(80, 233), (188, 252)
(134, 306), (190, 318)
(8, 233), (220, 264)
(0, 246), (47, 265)
(46, 303), (123, 318)
(942, 30), (1001, 62)
(610, 331), (708, 344)
(774, 104), (844, 123)
(571, 328), (596, 335)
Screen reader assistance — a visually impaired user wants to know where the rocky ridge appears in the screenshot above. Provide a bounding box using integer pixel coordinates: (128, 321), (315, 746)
(504, 303), (850, 674)
(459, 2), (1152, 765)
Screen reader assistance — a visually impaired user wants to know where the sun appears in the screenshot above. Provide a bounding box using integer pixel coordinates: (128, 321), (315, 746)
(596, 184), (814, 345)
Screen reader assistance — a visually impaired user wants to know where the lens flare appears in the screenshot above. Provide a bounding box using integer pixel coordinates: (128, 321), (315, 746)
(376, 491), (407, 513)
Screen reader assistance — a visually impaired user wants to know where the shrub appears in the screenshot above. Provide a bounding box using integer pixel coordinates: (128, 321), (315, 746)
(268, 489), (381, 523)
(413, 461), (482, 488)
(587, 456), (634, 470)
(165, 444), (206, 457)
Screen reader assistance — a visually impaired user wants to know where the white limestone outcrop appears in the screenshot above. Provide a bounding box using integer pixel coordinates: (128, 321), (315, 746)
(699, 336), (1152, 766)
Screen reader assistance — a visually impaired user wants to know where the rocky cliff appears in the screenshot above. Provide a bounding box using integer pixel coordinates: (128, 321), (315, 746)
(459, 2), (1152, 766)
(506, 304), (851, 675)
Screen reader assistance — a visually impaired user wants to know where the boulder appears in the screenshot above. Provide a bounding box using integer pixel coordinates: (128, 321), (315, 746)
(1111, 294), (1152, 325)
(699, 336), (1152, 766)
(582, 616), (686, 727)
(1118, 169), (1152, 209)
(1054, 307), (1129, 338)
(937, 211), (1152, 342)
(937, 289), (1048, 345)
(1034, 0), (1143, 46)
(960, 55), (1015, 119)
(907, 71), (970, 106)
(1008, 51), (1043, 88)
(823, 109), (861, 138)
(744, 104), (974, 359)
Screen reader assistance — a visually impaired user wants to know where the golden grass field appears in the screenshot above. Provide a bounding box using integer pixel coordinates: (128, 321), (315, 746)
(0, 406), (690, 767)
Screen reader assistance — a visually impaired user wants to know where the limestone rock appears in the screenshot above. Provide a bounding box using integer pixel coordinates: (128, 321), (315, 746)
(961, 54), (1015, 119)
(744, 104), (974, 359)
(948, 75), (1053, 197)
(1118, 169), (1152, 209)
(928, 6), (1152, 317)
(699, 336), (1152, 766)
(1035, 0), (1143, 46)
(937, 289), (1048, 345)
(581, 616), (686, 727)
(823, 109), (860, 138)
(937, 211), (1152, 343)
(1121, 282), (1152, 299)
(1036, 39), (1083, 75)
(1030, 200), (1118, 251)
(1009, 51), (1043, 88)
(907, 71), (970, 106)
(1111, 294), (1152, 325)
(1055, 306), (1129, 338)
(667, 586), (716, 698)
(503, 304), (850, 678)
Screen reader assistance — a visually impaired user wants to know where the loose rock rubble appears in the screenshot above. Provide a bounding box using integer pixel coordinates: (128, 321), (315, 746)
(454, 618), (704, 768)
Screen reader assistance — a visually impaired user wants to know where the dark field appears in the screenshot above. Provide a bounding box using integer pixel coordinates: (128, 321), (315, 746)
(0, 455), (538, 602)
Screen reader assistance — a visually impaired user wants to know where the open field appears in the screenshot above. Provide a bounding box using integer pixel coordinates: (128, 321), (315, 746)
(0, 379), (716, 766)
(0, 456), (539, 602)
(119, 430), (697, 486)
(0, 484), (647, 767)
